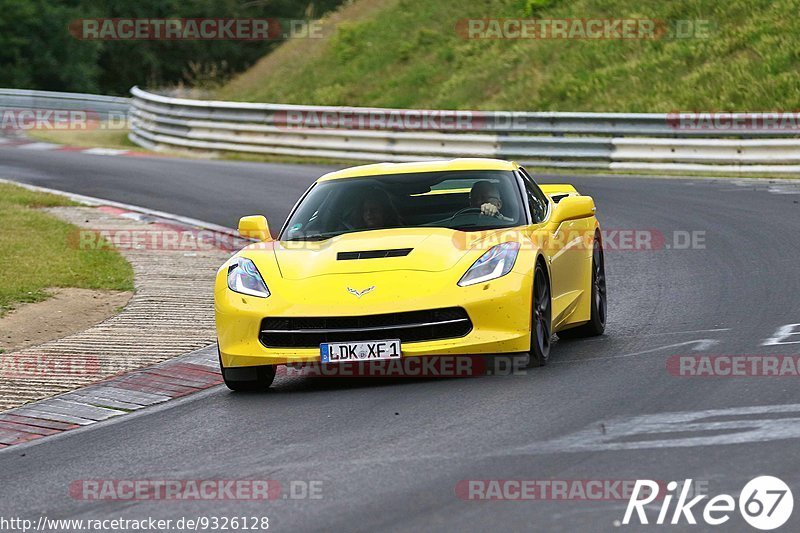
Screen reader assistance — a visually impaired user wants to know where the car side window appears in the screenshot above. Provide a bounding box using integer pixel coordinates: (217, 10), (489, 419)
(518, 168), (548, 223)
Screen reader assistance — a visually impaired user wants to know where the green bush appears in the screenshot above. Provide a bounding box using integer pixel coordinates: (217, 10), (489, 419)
(518, 0), (559, 17)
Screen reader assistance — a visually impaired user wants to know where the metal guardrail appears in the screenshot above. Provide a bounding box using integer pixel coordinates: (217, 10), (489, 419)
(128, 87), (800, 174)
(0, 89), (130, 119)
(3, 87), (799, 174)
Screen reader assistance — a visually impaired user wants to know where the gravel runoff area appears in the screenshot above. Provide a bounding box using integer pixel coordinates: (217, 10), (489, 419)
(0, 204), (232, 411)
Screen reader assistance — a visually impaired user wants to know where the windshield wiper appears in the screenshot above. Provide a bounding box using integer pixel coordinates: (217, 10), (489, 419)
(451, 224), (510, 231)
(284, 231), (349, 242)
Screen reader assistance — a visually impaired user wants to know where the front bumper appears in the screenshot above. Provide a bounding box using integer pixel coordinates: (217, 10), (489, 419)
(215, 269), (533, 368)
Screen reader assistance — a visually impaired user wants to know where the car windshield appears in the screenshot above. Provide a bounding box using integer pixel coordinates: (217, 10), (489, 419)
(281, 170), (525, 241)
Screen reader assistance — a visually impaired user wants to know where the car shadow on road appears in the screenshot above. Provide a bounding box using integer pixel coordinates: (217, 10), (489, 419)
(227, 353), (532, 394)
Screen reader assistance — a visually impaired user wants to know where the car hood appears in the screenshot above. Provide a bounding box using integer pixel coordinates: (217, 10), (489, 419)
(270, 227), (503, 280)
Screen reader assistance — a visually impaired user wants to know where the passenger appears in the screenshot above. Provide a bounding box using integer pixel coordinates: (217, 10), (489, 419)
(359, 189), (401, 229)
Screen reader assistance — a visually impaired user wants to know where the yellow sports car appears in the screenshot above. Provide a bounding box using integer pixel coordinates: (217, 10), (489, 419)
(214, 158), (606, 390)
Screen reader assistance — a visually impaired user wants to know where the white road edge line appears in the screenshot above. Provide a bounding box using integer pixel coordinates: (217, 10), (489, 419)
(553, 339), (720, 364)
(573, 327), (732, 343)
(0, 178), (243, 238)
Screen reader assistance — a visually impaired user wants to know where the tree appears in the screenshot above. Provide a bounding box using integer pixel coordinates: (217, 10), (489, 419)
(0, 0), (345, 95)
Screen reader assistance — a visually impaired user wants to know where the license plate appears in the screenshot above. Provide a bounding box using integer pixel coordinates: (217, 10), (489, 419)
(320, 339), (401, 363)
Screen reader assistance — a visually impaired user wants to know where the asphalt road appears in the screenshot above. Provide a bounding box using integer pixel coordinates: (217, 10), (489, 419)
(1, 147), (800, 532)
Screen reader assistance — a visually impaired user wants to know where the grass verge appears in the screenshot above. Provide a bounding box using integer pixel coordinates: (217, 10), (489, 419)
(0, 182), (134, 316)
(25, 127), (137, 151)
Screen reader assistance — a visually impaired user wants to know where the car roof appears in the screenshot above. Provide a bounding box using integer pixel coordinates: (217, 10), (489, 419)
(316, 158), (520, 182)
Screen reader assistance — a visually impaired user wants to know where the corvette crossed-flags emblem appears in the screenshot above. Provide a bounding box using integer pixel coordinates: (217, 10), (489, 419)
(346, 286), (376, 298)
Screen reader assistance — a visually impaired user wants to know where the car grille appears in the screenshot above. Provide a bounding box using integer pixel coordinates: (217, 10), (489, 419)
(259, 307), (472, 348)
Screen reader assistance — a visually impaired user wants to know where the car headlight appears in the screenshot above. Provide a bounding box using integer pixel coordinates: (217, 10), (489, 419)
(227, 257), (270, 298)
(458, 242), (520, 287)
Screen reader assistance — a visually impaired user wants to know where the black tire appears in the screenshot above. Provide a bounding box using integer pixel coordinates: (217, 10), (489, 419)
(558, 235), (607, 339)
(218, 345), (276, 391)
(528, 261), (552, 367)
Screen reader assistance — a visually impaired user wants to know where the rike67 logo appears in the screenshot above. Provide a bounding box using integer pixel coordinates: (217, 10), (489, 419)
(621, 477), (793, 530)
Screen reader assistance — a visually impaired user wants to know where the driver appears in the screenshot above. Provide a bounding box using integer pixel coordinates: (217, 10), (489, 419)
(470, 180), (503, 218)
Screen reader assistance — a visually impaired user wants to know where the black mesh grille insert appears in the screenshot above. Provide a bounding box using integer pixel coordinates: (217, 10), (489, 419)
(259, 307), (472, 348)
(337, 248), (413, 260)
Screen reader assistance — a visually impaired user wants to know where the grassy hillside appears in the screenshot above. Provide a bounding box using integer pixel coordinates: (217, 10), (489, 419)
(218, 0), (800, 111)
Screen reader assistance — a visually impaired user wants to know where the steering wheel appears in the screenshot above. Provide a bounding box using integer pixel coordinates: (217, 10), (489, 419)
(450, 207), (483, 219)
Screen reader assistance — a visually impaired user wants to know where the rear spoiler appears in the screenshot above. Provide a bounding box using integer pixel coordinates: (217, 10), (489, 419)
(539, 184), (579, 203)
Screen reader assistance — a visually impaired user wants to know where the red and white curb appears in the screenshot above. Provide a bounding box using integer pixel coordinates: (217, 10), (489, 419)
(0, 180), (249, 449)
(0, 178), (242, 239)
(0, 345), (221, 448)
(0, 135), (161, 158)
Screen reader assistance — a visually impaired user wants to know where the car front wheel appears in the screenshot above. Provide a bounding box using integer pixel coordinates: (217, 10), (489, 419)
(528, 261), (552, 367)
(558, 234), (607, 339)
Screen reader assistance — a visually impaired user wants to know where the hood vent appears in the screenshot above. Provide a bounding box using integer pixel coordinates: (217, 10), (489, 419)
(337, 248), (413, 260)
